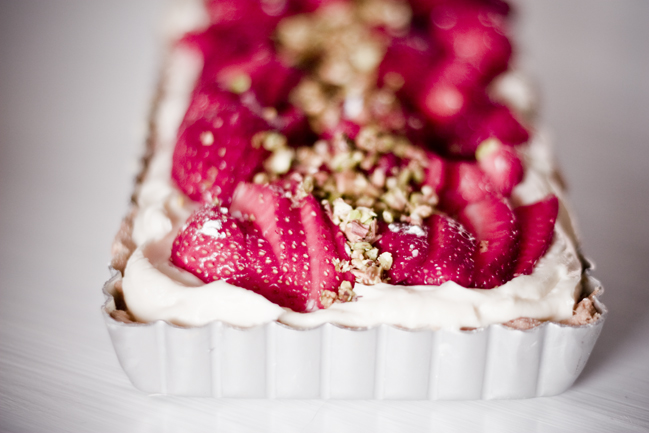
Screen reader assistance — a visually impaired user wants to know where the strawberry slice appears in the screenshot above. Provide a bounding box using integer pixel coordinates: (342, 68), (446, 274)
(379, 33), (440, 101)
(418, 59), (483, 126)
(171, 205), (249, 285)
(410, 0), (510, 27)
(431, 101), (529, 157)
(512, 195), (559, 277)
(300, 195), (354, 294)
(238, 220), (299, 310)
(430, 0), (512, 82)
(232, 183), (324, 311)
(439, 161), (497, 214)
(172, 87), (269, 205)
(475, 138), (524, 197)
(423, 151), (446, 195)
(407, 214), (475, 287)
(231, 183), (311, 283)
(468, 104), (530, 148)
(376, 222), (430, 284)
(458, 197), (520, 288)
(185, 22), (304, 110)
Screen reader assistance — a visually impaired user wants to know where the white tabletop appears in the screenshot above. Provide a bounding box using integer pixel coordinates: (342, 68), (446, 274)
(1, 1), (648, 432)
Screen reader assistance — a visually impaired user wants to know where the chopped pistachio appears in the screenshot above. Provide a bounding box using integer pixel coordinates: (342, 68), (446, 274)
(352, 241), (373, 251)
(378, 252), (393, 270)
(262, 132), (288, 151)
(320, 289), (337, 309)
(337, 281), (356, 302)
(229, 74), (251, 94)
(264, 147), (295, 174)
(253, 173), (269, 184)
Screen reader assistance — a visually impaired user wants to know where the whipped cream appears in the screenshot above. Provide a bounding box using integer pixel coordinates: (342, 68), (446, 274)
(121, 34), (582, 330)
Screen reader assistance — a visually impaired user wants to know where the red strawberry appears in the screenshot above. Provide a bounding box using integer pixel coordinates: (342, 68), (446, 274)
(275, 105), (315, 145)
(432, 101), (528, 157)
(172, 87), (269, 205)
(232, 183), (349, 312)
(439, 160), (497, 213)
(183, 23), (271, 79)
(213, 55), (303, 108)
(204, 0), (282, 31)
(430, 1), (512, 81)
(231, 182), (311, 286)
(171, 205), (249, 284)
(458, 197), (519, 288)
(185, 21), (303, 109)
(407, 214), (475, 287)
(379, 33), (440, 100)
(300, 195), (354, 293)
(375, 222), (429, 284)
(469, 104), (529, 148)
(475, 138), (524, 197)
(512, 195), (559, 276)
(409, 0), (510, 24)
(418, 59), (482, 125)
(239, 220), (298, 310)
(423, 151), (446, 195)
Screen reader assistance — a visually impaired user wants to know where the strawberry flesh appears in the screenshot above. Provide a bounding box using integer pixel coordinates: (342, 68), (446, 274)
(512, 195), (559, 277)
(407, 214), (475, 287)
(376, 222), (430, 284)
(300, 195), (354, 295)
(439, 161), (497, 214)
(172, 87), (269, 205)
(458, 197), (520, 288)
(231, 183), (311, 289)
(171, 205), (249, 285)
(231, 183), (353, 312)
(423, 151), (446, 195)
(430, 1), (512, 83)
(476, 138), (524, 197)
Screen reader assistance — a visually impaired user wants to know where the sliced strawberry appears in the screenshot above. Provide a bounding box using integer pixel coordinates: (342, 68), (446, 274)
(275, 105), (315, 145)
(379, 33), (440, 100)
(407, 214), (475, 287)
(439, 161), (497, 214)
(410, 0), (510, 25)
(458, 197), (519, 288)
(239, 220), (299, 310)
(475, 138), (524, 197)
(300, 195), (354, 295)
(183, 23), (271, 79)
(423, 151), (446, 195)
(512, 195), (559, 277)
(204, 0), (282, 31)
(469, 104), (529, 148)
(231, 183), (321, 311)
(232, 183), (311, 283)
(186, 20), (303, 110)
(430, 1), (512, 82)
(418, 59), (482, 125)
(171, 205), (249, 284)
(172, 87), (269, 205)
(376, 222), (429, 284)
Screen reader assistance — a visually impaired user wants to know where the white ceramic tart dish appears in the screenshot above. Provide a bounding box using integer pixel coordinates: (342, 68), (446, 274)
(103, 0), (606, 399)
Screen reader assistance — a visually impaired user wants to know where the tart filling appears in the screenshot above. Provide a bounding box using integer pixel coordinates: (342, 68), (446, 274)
(119, 0), (585, 329)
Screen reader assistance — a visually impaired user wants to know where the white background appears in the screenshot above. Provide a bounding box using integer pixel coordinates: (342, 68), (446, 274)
(1, 1), (648, 431)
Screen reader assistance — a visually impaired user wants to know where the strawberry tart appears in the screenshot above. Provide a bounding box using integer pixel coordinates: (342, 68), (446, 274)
(104, 0), (606, 398)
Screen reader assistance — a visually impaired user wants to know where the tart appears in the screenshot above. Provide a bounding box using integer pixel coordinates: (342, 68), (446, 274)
(104, 0), (606, 398)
